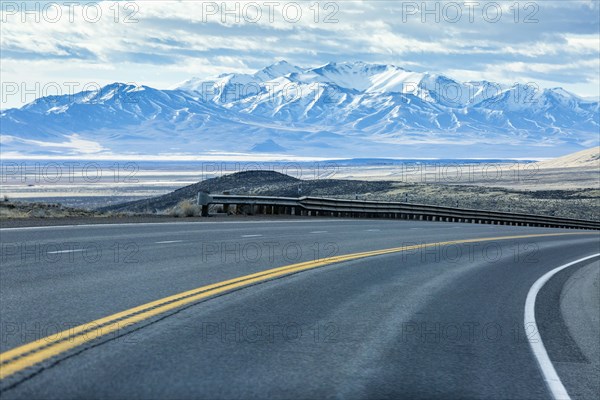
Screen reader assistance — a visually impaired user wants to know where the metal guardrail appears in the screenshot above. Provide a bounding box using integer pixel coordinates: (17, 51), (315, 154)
(198, 193), (600, 230)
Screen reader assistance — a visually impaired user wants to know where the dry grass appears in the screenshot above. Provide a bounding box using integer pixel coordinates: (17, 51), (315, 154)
(169, 200), (201, 217)
(0, 201), (101, 219)
(0, 200), (134, 220)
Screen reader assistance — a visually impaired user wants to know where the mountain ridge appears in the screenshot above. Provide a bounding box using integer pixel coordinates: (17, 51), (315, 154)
(1, 61), (598, 159)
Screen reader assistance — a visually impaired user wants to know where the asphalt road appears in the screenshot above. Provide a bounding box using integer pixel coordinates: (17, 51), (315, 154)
(0, 219), (598, 399)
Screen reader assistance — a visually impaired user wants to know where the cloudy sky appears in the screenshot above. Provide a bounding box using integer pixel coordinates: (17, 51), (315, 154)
(1, 0), (599, 108)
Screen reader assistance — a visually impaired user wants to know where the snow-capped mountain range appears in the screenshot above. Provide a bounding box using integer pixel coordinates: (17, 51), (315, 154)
(1, 61), (598, 159)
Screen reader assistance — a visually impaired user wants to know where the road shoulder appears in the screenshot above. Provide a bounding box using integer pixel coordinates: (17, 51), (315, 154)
(536, 259), (600, 400)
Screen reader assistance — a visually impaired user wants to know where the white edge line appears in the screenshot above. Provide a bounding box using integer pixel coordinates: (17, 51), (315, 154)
(155, 240), (184, 244)
(241, 234), (263, 238)
(524, 252), (600, 400)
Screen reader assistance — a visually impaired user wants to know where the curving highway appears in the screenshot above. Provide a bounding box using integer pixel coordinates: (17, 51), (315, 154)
(1, 219), (598, 399)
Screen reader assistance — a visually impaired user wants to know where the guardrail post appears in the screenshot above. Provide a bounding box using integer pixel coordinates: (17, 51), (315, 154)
(221, 192), (230, 214)
(197, 191), (212, 217)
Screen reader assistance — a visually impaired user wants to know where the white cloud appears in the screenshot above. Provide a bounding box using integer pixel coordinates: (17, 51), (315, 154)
(1, 0), (598, 108)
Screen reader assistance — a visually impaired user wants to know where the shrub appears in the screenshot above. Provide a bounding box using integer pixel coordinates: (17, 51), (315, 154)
(171, 200), (201, 217)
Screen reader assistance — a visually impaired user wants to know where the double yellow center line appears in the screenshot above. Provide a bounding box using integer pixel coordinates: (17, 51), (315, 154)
(0, 232), (595, 380)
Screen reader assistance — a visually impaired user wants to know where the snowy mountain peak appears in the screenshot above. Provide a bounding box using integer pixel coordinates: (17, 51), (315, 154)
(295, 61), (411, 93)
(545, 87), (584, 101)
(176, 61), (303, 95)
(254, 60), (304, 80)
(312, 61), (393, 74)
(2, 61), (597, 158)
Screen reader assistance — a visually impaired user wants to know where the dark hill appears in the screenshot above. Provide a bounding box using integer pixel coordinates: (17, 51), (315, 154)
(101, 170), (397, 213)
(97, 170), (599, 221)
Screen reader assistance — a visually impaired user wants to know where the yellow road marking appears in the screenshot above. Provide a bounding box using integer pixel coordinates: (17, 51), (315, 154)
(0, 232), (596, 380)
